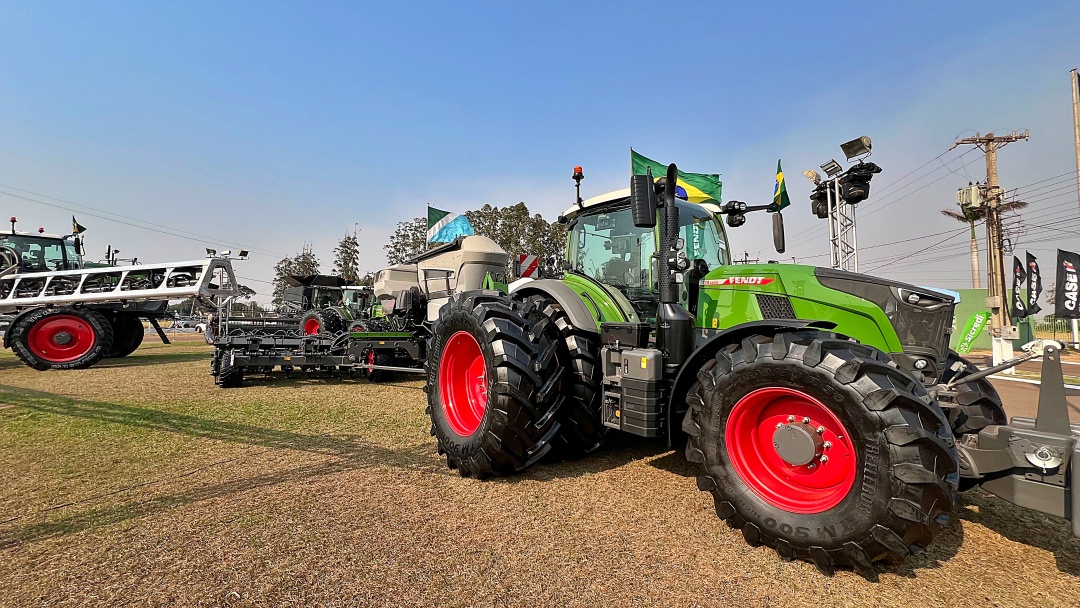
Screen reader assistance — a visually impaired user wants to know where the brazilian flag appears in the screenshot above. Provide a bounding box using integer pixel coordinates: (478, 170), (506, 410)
(772, 160), (790, 210)
(72, 215), (87, 234)
(631, 150), (722, 204)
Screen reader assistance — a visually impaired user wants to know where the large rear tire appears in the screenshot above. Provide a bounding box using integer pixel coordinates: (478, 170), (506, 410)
(426, 290), (564, 478)
(683, 331), (958, 576)
(518, 294), (605, 459)
(300, 308), (344, 336)
(10, 307), (115, 370)
(107, 314), (145, 358)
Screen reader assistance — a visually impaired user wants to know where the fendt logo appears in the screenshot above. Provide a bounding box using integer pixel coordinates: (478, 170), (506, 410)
(702, 277), (776, 286)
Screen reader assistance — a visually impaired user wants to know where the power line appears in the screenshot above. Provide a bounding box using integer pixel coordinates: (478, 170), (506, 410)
(0, 186), (288, 258)
(785, 147), (980, 251)
(861, 229), (969, 272)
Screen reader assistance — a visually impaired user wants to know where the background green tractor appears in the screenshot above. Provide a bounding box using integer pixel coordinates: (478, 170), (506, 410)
(425, 163), (1004, 575)
(281, 275), (375, 336)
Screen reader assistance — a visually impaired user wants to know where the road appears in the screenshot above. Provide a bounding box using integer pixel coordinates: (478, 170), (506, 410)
(989, 377), (1080, 422)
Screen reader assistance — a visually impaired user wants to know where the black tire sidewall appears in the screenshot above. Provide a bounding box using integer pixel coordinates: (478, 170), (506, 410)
(108, 314), (144, 357)
(706, 358), (892, 549)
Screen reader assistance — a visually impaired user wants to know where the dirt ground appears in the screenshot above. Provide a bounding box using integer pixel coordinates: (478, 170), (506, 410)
(2, 340), (1079, 607)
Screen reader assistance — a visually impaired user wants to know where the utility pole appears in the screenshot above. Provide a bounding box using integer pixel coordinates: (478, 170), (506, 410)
(1070, 69), (1080, 347)
(953, 131), (1029, 366)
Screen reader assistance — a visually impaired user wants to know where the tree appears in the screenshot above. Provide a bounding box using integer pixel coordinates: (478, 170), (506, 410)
(271, 255), (298, 308)
(357, 272), (375, 287)
(384, 204), (567, 278)
(293, 244), (321, 276)
(465, 202), (566, 277)
(385, 217), (429, 265)
(940, 197), (1028, 289)
(271, 245), (321, 308)
(332, 232), (361, 282)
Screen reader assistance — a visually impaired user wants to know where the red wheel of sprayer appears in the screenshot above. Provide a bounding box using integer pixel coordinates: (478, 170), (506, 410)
(26, 314), (97, 363)
(438, 330), (488, 437)
(726, 387), (857, 514)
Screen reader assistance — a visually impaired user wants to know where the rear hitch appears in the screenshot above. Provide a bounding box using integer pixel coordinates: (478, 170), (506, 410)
(954, 340), (1080, 538)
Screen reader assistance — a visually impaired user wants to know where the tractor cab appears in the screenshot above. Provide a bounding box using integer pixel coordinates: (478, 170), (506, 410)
(0, 231), (83, 273)
(562, 189), (730, 323)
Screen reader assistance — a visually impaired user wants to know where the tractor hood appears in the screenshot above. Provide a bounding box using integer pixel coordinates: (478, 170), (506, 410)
(811, 267), (956, 380)
(696, 263), (957, 385)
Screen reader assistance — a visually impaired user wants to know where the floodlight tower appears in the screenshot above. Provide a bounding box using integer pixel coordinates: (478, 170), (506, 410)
(805, 137), (877, 272)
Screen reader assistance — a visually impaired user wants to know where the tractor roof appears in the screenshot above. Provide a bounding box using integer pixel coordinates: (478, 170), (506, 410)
(0, 230), (68, 241)
(561, 189), (724, 222)
(283, 274), (355, 288)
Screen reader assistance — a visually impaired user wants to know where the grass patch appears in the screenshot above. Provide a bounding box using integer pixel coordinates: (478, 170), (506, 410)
(2, 340), (1080, 606)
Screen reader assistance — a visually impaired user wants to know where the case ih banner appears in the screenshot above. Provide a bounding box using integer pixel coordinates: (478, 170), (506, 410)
(1011, 256), (1027, 319)
(1055, 249), (1080, 319)
(1027, 252), (1043, 316)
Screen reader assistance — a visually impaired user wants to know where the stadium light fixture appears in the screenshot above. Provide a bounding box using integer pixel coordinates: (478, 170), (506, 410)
(820, 160), (843, 177)
(840, 136), (872, 161)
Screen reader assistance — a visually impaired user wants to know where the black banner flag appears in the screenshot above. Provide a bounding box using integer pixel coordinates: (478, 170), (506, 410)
(1011, 256), (1027, 319)
(1027, 252), (1043, 316)
(1055, 249), (1080, 319)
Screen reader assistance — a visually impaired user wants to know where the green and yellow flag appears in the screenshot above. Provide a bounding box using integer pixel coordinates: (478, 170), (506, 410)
(772, 160), (790, 210)
(72, 215), (87, 234)
(631, 150), (722, 205)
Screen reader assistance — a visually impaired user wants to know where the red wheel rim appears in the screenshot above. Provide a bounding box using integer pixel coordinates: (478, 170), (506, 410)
(26, 314), (96, 363)
(303, 318), (320, 335)
(438, 331), (488, 437)
(726, 387), (857, 514)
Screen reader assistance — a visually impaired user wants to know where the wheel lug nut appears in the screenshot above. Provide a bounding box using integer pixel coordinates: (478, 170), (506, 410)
(808, 463), (816, 469)
(802, 417), (810, 424)
(776, 422), (783, 429)
(823, 441), (832, 449)
(787, 415), (795, 422)
(819, 455), (828, 464)
(816, 426), (825, 434)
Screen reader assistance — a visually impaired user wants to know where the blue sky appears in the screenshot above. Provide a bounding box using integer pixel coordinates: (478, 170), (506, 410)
(2, 1), (1079, 302)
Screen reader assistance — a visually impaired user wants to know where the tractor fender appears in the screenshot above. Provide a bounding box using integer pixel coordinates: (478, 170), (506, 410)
(509, 279), (599, 333)
(665, 319), (838, 448)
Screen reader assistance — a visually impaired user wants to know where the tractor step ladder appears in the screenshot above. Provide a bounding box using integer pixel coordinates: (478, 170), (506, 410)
(0, 257), (238, 311)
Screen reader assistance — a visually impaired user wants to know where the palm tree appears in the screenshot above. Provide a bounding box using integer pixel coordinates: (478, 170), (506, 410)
(940, 198), (1028, 289)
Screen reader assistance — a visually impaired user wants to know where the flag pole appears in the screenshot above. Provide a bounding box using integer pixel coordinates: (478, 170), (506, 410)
(1070, 69), (1080, 347)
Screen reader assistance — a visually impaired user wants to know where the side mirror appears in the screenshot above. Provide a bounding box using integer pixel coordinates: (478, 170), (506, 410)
(630, 167), (658, 228)
(73, 237), (83, 256)
(772, 212), (786, 254)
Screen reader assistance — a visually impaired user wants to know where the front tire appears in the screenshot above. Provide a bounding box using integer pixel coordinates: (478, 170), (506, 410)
(10, 307), (114, 370)
(683, 331), (958, 575)
(426, 290), (564, 478)
(937, 350), (1006, 436)
(218, 352), (244, 388)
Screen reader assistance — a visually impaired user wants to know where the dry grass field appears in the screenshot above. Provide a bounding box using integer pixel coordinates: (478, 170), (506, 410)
(2, 337), (1080, 607)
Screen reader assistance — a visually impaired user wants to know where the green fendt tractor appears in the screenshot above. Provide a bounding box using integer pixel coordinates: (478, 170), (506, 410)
(423, 163), (1014, 575)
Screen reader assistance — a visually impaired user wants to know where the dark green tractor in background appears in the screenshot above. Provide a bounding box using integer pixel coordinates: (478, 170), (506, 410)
(423, 162), (1025, 575)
